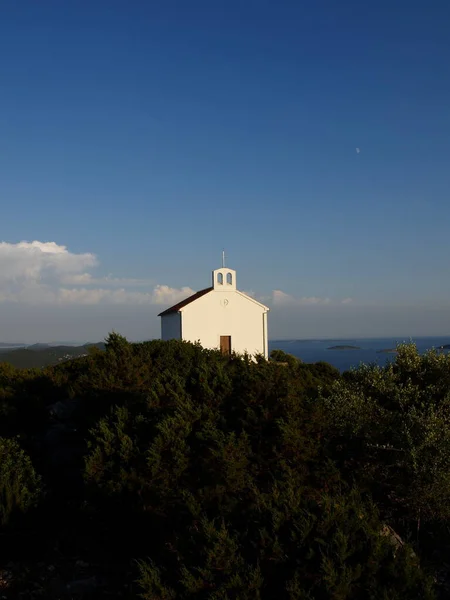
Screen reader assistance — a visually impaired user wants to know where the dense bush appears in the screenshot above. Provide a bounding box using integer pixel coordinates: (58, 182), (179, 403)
(137, 487), (432, 599)
(0, 337), (448, 597)
(323, 345), (450, 525)
(0, 437), (42, 526)
(83, 340), (432, 598)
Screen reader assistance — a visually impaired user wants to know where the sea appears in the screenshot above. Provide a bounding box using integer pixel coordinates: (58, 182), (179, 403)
(1, 338), (449, 373)
(268, 336), (450, 373)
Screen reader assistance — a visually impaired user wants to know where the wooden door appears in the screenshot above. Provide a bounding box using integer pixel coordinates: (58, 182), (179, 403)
(220, 336), (231, 355)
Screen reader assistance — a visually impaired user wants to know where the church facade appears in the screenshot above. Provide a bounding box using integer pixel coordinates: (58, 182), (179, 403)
(158, 265), (269, 359)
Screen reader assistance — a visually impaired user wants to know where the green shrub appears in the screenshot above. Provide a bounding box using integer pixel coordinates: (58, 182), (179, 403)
(83, 341), (433, 598)
(322, 344), (450, 525)
(0, 437), (42, 526)
(137, 487), (433, 599)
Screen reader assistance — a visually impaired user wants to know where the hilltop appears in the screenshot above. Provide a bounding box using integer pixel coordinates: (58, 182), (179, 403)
(0, 335), (448, 597)
(0, 342), (105, 368)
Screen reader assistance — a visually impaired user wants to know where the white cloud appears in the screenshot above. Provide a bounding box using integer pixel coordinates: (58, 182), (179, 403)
(272, 290), (332, 306)
(56, 286), (195, 306)
(0, 241), (97, 283)
(61, 273), (153, 287)
(151, 285), (195, 306)
(56, 288), (150, 305)
(271, 291), (355, 307)
(0, 241), (353, 311)
(0, 241), (193, 307)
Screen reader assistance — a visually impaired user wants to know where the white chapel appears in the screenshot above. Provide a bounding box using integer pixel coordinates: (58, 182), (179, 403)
(158, 261), (269, 359)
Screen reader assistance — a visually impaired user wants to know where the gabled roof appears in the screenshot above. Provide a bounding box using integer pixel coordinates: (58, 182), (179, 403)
(158, 287), (213, 317)
(236, 290), (270, 311)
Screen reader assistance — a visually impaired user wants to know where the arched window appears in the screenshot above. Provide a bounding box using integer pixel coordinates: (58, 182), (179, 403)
(217, 273), (223, 285)
(226, 272), (233, 285)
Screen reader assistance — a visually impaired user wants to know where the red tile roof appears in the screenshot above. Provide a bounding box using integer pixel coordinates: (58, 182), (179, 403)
(158, 286), (213, 316)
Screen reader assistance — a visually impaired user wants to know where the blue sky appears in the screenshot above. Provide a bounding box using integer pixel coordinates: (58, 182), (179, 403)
(1, 1), (450, 341)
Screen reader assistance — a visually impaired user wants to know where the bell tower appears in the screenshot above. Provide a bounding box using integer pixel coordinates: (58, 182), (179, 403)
(212, 251), (236, 291)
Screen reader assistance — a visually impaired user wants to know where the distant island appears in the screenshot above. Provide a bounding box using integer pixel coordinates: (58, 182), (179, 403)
(327, 345), (361, 351)
(377, 348), (398, 354)
(438, 344), (450, 350)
